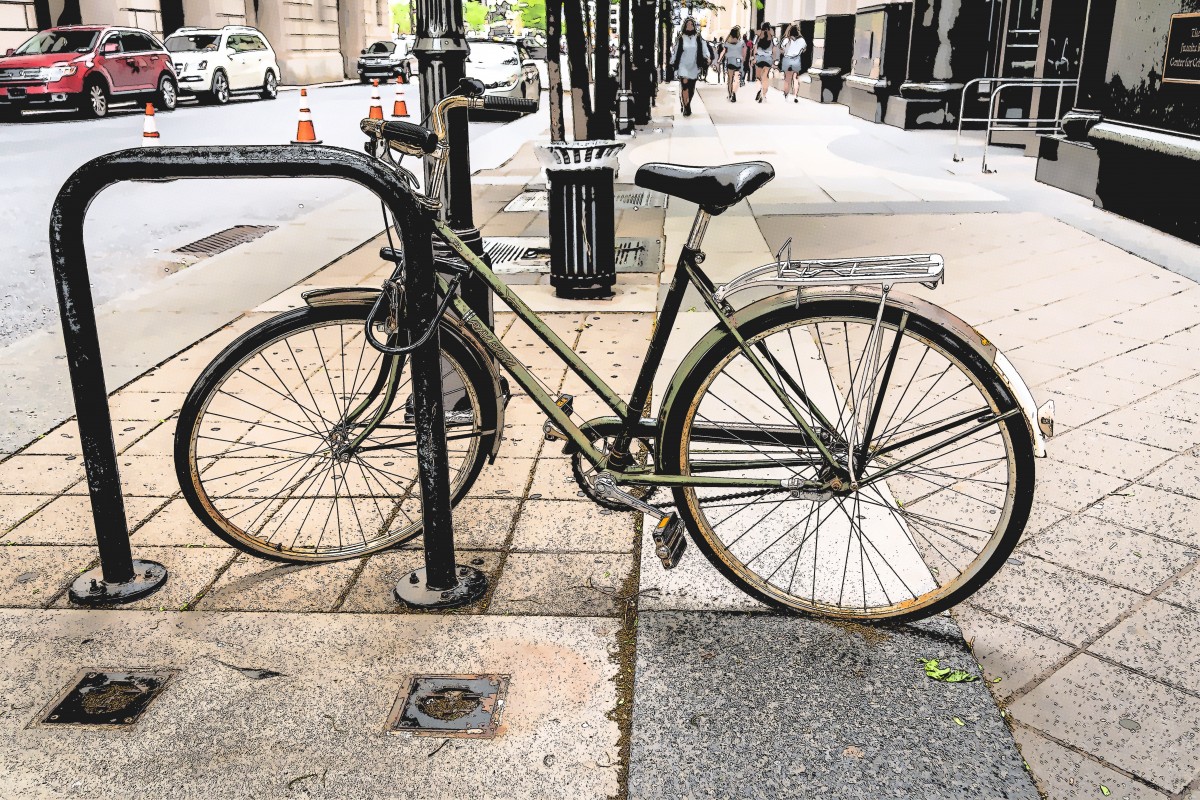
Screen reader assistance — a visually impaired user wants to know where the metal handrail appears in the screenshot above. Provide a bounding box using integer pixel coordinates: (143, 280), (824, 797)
(952, 77), (1079, 173)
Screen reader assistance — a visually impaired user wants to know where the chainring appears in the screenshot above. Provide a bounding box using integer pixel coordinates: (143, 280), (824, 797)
(571, 438), (658, 510)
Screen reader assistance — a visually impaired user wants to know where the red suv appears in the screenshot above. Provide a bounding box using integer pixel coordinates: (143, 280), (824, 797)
(0, 26), (178, 120)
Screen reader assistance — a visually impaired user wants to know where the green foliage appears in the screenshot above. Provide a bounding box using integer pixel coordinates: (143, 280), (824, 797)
(919, 659), (978, 683)
(520, 0), (546, 30)
(464, 0), (489, 31)
(390, 0), (412, 34)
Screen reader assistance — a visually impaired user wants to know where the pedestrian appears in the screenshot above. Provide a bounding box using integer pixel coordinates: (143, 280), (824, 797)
(780, 23), (806, 103)
(753, 22), (777, 102)
(670, 16), (712, 117)
(742, 34), (754, 86)
(717, 26), (743, 102)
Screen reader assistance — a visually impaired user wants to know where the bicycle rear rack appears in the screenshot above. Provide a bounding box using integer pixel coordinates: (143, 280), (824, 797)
(713, 238), (944, 303)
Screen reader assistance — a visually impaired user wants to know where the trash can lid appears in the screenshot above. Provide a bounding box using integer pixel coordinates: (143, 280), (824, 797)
(535, 140), (626, 173)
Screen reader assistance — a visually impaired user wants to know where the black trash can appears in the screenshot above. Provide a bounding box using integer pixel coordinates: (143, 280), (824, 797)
(536, 141), (626, 298)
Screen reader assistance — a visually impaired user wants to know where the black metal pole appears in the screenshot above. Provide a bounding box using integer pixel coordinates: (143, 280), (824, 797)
(412, 0), (492, 327)
(631, 0), (654, 124)
(591, 0), (616, 138)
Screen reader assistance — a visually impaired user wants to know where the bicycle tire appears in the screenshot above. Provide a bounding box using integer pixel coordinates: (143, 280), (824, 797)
(658, 296), (1035, 623)
(175, 303), (498, 562)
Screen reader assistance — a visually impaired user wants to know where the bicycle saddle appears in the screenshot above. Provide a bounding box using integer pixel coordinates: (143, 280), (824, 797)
(634, 161), (774, 214)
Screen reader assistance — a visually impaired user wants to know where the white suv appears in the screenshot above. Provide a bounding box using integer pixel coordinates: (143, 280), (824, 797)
(165, 26), (279, 105)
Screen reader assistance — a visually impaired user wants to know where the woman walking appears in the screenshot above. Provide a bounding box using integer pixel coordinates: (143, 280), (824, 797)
(671, 16), (712, 117)
(717, 27), (743, 101)
(780, 24), (807, 102)
(753, 22), (777, 103)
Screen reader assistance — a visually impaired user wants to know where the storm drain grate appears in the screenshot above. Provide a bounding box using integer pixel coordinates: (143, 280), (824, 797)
(386, 674), (509, 738)
(503, 189), (667, 213)
(483, 237), (662, 274)
(173, 225), (277, 257)
(35, 669), (175, 728)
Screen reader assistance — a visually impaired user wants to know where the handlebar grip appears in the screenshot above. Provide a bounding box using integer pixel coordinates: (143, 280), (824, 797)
(360, 118), (439, 154)
(480, 95), (539, 114)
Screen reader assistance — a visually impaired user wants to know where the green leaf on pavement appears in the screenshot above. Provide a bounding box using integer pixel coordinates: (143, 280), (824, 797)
(921, 658), (977, 682)
(953, 717), (964, 726)
(1100, 785), (1110, 797)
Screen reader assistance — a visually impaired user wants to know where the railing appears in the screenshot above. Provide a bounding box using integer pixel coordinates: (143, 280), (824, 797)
(952, 77), (1079, 173)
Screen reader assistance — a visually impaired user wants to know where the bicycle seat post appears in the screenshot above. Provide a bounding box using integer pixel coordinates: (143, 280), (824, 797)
(686, 209), (712, 252)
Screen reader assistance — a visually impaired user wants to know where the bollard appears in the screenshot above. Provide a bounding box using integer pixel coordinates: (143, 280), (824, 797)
(48, 144), (483, 609)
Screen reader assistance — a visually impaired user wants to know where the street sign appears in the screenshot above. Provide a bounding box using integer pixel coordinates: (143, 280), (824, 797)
(1163, 12), (1200, 85)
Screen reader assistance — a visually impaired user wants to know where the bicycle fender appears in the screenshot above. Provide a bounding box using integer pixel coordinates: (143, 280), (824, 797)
(302, 288), (507, 461)
(657, 286), (1047, 461)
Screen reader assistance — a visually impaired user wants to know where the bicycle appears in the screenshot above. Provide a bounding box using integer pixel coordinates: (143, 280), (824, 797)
(174, 81), (1055, 623)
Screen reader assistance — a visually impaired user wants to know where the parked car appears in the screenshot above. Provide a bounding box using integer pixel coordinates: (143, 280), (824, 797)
(465, 39), (541, 111)
(356, 40), (412, 84)
(165, 25), (279, 105)
(0, 25), (177, 120)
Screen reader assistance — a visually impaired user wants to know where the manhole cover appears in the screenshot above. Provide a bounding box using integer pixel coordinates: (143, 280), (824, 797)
(503, 189), (667, 213)
(386, 674), (509, 738)
(36, 669), (174, 727)
(173, 225), (277, 258)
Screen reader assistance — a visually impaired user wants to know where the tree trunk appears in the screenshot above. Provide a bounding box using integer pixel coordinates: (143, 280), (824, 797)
(590, 0), (617, 138)
(562, 0), (593, 140)
(546, 0), (566, 142)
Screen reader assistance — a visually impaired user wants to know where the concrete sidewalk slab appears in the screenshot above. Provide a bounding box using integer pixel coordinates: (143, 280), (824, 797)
(629, 611), (1038, 800)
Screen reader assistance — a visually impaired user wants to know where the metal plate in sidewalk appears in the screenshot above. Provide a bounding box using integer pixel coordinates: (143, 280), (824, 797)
(503, 189), (667, 212)
(35, 669), (175, 728)
(483, 237), (662, 274)
(385, 674), (509, 738)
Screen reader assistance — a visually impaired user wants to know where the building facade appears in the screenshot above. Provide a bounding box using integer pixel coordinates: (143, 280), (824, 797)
(0, 0), (389, 84)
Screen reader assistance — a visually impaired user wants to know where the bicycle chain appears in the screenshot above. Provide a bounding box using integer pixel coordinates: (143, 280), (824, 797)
(655, 486), (788, 512)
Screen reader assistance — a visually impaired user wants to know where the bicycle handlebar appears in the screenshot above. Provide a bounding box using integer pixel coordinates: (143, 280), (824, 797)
(361, 118), (439, 155)
(480, 95), (539, 114)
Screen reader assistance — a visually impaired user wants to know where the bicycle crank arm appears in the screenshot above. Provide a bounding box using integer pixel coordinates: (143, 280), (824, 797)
(593, 473), (665, 519)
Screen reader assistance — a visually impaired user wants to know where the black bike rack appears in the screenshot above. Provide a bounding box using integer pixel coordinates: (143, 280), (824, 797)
(50, 144), (485, 608)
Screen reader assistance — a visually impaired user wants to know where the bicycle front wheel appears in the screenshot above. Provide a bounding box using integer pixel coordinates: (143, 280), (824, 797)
(175, 304), (497, 562)
(659, 296), (1035, 622)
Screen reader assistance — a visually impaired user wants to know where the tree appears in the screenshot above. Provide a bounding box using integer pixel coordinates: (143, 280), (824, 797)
(520, 0), (547, 30)
(390, 1), (412, 34)
(464, 0), (489, 32)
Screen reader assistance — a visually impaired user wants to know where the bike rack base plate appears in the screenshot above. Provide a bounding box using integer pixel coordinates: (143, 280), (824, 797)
(394, 565), (488, 609)
(68, 560), (168, 606)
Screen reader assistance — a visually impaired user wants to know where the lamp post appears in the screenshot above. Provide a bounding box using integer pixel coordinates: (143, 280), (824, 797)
(412, 0), (492, 326)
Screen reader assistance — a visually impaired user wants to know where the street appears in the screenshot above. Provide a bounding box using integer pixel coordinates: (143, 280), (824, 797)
(0, 82), (502, 348)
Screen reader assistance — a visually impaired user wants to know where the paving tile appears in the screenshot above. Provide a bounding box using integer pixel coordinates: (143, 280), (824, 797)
(636, 515), (770, 612)
(338, 549), (502, 612)
(952, 605), (1074, 701)
(0, 493), (54, 535)
(1021, 514), (1195, 593)
(1159, 566), (1200, 612)
(1094, 408), (1200, 452)
(107, 391), (187, 421)
(509, 499), (637, 552)
(1090, 600), (1200, 694)
(1009, 654), (1200, 794)
(132, 498), (229, 547)
(1089, 484), (1200, 545)
(0, 546), (95, 607)
(54, 546), (235, 611)
(20, 418), (161, 456)
(196, 554), (362, 612)
(1131, 388), (1200, 425)
(1040, 369), (1158, 408)
(1127, 341), (1199, 370)
(1031, 329), (1144, 370)
(0, 456), (85, 495)
(1014, 727), (1170, 800)
(6, 495), (167, 545)
(1034, 461), (1127, 514)
(1035, 390), (1120, 432)
(392, 498), (520, 551)
(968, 556), (1141, 645)
(468, 457), (537, 499)
(1140, 453), (1200, 500)
(489, 551), (635, 616)
(1049, 428), (1175, 481)
(62, 455), (179, 497)
(1089, 353), (1198, 391)
(526, 456), (591, 501)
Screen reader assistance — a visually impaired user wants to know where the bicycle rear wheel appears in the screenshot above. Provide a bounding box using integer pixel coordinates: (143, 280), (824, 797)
(175, 303), (497, 562)
(659, 296), (1035, 622)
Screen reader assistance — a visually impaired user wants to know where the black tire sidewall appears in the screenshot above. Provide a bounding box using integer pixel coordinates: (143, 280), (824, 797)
(81, 79), (108, 118)
(158, 74), (177, 111)
(657, 296), (1036, 622)
(174, 303), (499, 562)
(210, 70), (229, 104)
(262, 70), (277, 99)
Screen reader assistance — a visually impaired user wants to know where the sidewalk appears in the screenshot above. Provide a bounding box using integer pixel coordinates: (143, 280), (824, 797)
(0, 81), (1197, 799)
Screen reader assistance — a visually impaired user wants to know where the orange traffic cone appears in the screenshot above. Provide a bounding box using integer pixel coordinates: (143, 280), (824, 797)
(369, 79), (384, 120)
(291, 88), (322, 144)
(141, 103), (160, 146)
(392, 78), (409, 118)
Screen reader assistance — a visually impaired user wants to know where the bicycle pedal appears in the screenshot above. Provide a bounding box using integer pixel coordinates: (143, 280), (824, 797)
(555, 394), (574, 416)
(543, 419), (568, 443)
(652, 513), (687, 570)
